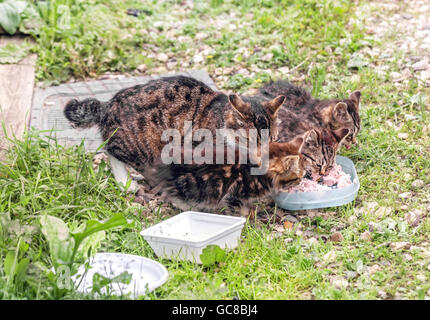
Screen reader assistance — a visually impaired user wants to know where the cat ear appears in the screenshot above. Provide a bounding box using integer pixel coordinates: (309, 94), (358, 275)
(289, 135), (305, 154)
(264, 95), (286, 115)
(333, 102), (348, 119)
(282, 155), (301, 172)
(304, 129), (318, 146)
(332, 128), (350, 143)
(349, 91), (361, 111)
(229, 94), (251, 117)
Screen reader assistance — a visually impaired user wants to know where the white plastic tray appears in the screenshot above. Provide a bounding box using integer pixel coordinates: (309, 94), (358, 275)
(140, 211), (246, 264)
(274, 156), (360, 210)
(72, 252), (168, 298)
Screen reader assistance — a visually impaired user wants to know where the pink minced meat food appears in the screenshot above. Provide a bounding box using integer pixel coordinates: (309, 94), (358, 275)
(287, 163), (352, 193)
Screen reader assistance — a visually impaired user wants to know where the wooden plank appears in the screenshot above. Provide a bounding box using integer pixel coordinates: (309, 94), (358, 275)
(0, 36), (36, 160)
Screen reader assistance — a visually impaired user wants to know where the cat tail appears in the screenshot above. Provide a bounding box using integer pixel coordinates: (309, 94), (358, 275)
(64, 98), (106, 128)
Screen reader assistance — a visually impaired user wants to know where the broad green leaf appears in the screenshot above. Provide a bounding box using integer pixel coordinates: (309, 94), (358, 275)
(40, 215), (74, 269)
(14, 257), (30, 284)
(71, 214), (128, 245)
(0, 0), (23, 34)
(200, 245), (226, 267)
(3, 251), (16, 277)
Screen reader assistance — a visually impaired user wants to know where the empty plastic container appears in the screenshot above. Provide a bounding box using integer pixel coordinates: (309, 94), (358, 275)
(140, 211), (246, 264)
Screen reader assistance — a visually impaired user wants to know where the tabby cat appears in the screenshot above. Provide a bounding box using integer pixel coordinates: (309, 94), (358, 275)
(258, 79), (361, 150)
(64, 76), (286, 189)
(144, 133), (308, 217)
(276, 108), (350, 178)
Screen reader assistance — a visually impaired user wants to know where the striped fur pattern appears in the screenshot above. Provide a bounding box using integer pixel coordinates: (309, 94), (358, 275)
(64, 76), (286, 174)
(144, 134), (307, 216)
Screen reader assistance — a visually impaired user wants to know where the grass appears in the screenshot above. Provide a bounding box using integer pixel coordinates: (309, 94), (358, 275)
(1, 0), (430, 299)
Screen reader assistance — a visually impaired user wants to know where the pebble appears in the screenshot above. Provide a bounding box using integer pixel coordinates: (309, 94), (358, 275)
(403, 253), (413, 261)
(390, 242), (411, 251)
(399, 192), (412, 199)
(157, 53), (169, 62)
(411, 179), (425, 188)
(412, 59), (429, 71)
(378, 290), (388, 299)
(398, 133), (409, 139)
(368, 264), (381, 276)
(323, 250), (337, 263)
(330, 232), (344, 242)
(330, 277), (349, 289)
(360, 231), (372, 241)
(137, 64), (147, 72)
(348, 215), (357, 225)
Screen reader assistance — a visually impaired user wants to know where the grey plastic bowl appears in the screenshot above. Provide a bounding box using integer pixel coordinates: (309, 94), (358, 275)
(275, 156), (360, 211)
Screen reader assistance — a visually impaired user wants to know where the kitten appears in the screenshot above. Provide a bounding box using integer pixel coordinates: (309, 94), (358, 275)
(144, 133), (308, 217)
(276, 107), (350, 179)
(258, 79), (361, 149)
(64, 76), (285, 189)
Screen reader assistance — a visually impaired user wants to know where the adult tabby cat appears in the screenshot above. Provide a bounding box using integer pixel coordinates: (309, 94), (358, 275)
(64, 76), (286, 190)
(144, 133), (309, 217)
(258, 79), (361, 150)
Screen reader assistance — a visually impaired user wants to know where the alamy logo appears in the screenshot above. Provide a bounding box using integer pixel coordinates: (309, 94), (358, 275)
(160, 121), (269, 175)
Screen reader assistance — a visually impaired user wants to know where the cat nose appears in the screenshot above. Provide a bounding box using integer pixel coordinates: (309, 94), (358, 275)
(320, 168), (326, 175)
(352, 137), (357, 144)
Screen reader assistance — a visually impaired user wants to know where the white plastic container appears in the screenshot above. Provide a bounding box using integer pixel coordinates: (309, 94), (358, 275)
(140, 211), (246, 264)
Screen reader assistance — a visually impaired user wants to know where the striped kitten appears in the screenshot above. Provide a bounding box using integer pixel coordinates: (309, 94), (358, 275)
(258, 79), (360, 150)
(144, 133), (308, 217)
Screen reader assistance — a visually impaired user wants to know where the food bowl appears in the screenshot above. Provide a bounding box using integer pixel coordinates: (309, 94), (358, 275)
(140, 211), (246, 264)
(275, 156), (360, 211)
(72, 252), (168, 298)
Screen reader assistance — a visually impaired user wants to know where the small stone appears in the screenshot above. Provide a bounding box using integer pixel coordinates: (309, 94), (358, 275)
(390, 242), (411, 251)
(400, 205), (409, 210)
(323, 250), (337, 264)
(261, 53), (273, 61)
(378, 290), (388, 299)
(361, 231), (372, 241)
(403, 253), (413, 261)
(193, 53), (204, 63)
(278, 66), (289, 74)
(412, 59), (429, 71)
(137, 64), (147, 72)
(404, 211), (418, 225)
(284, 237), (293, 244)
(368, 264), (381, 276)
(368, 222), (376, 232)
(295, 229), (303, 236)
(416, 274), (426, 282)
(399, 192), (412, 199)
(237, 68), (250, 76)
(285, 215), (299, 223)
(283, 221), (294, 231)
(348, 215), (357, 225)
(411, 179), (425, 188)
(345, 271), (358, 279)
(398, 133), (409, 139)
(374, 206), (393, 218)
(330, 277), (349, 289)
(157, 53), (169, 62)
(195, 32), (208, 40)
(330, 232), (344, 242)
(307, 237), (318, 245)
